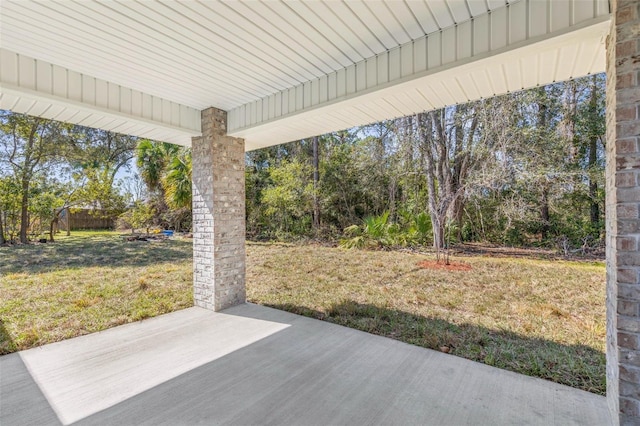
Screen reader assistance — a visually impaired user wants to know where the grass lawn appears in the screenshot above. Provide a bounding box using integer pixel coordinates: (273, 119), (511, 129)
(0, 232), (605, 394)
(0, 231), (193, 352)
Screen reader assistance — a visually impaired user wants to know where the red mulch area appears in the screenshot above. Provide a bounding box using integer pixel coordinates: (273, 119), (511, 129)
(417, 259), (472, 271)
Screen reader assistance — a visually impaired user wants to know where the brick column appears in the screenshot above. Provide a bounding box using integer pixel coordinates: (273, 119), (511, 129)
(192, 107), (246, 311)
(607, 0), (640, 423)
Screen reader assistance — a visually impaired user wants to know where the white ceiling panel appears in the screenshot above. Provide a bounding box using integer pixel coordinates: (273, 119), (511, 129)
(406, 1), (440, 34)
(441, 77), (468, 102)
(366, 1), (413, 45)
(138, 1), (311, 84)
(231, 17), (609, 149)
(420, 83), (450, 108)
(221, 1), (342, 74)
(388, 2), (427, 41)
(521, 56), (539, 89)
(455, 74), (481, 101)
(304, 1), (380, 59)
(468, 0), (492, 16)
(413, 88), (438, 111)
(54, 108), (82, 124)
(503, 59), (523, 92)
(287, 2), (365, 63)
(24, 103), (50, 117)
(447, 0), (472, 24)
(0, 0), (519, 114)
(343, 1), (401, 50)
(15, 99), (37, 115)
(468, 70), (494, 98)
(0, 0), (610, 149)
(487, 0), (511, 10)
(427, 0), (456, 29)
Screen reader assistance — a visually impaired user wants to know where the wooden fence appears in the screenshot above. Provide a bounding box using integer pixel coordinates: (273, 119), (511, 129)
(56, 208), (115, 231)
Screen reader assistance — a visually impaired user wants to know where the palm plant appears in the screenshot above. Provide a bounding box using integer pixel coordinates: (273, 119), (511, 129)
(134, 140), (192, 231)
(162, 150), (192, 209)
(340, 211), (394, 248)
(136, 140), (180, 193)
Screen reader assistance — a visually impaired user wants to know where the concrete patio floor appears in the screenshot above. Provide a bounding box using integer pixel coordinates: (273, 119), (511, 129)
(1, 303), (611, 425)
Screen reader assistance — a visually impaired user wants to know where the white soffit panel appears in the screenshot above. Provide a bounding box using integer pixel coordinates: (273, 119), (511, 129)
(0, 0), (611, 148)
(230, 0), (611, 150)
(231, 19), (610, 151)
(0, 0), (510, 112)
(0, 49), (201, 146)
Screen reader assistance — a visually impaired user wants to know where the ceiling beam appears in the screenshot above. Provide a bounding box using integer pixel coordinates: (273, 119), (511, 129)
(0, 49), (201, 146)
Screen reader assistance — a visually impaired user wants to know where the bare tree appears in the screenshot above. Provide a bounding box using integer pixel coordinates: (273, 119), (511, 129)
(413, 103), (483, 259)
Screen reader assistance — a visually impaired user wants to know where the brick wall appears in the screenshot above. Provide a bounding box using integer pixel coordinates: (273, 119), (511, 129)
(192, 107), (246, 311)
(607, 0), (640, 423)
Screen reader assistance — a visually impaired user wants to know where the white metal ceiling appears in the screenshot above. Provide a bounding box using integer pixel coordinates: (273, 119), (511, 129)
(0, 0), (611, 148)
(0, 0), (510, 111)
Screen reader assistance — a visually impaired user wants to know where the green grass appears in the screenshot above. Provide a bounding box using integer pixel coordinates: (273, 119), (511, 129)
(0, 233), (605, 394)
(0, 231), (193, 353)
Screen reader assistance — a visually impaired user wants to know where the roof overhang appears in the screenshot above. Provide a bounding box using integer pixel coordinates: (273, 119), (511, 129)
(0, 0), (611, 150)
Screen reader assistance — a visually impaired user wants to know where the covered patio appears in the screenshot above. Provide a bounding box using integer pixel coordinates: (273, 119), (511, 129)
(1, 0), (639, 423)
(1, 304), (611, 425)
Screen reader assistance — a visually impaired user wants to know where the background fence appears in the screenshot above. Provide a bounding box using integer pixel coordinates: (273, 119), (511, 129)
(57, 208), (115, 231)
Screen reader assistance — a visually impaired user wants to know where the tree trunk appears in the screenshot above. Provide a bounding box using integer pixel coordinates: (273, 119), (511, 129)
(312, 136), (320, 230)
(49, 208), (66, 242)
(588, 129), (599, 226)
(417, 113), (444, 255)
(454, 197), (465, 242)
(389, 179), (396, 222)
(563, 80), (578, 160)
(0, 208), (5, 245)
(540, 188), (550, 241)
(536, 92), (551, 243)
(19, 179), (29, 243)
(433, 218), (445, 256)
(589, 179), (599, 225)
(588, 77), (600, 227)
(49, 217), (57, 242)
(17, 121), (40, 244)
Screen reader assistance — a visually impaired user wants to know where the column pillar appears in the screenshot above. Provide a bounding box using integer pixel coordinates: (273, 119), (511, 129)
(192, 107), (246, 311)
(607, 0), (640, 423)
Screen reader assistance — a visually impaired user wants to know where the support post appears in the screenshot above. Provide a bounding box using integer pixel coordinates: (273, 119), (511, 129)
(192, 107), (246, 311)
(607, 0), (640, 423)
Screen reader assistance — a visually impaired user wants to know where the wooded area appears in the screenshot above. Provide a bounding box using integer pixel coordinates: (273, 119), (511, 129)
(0, 74), (605, 253)
(0, 111), (135, 243)
(245, 74), (606, 255)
